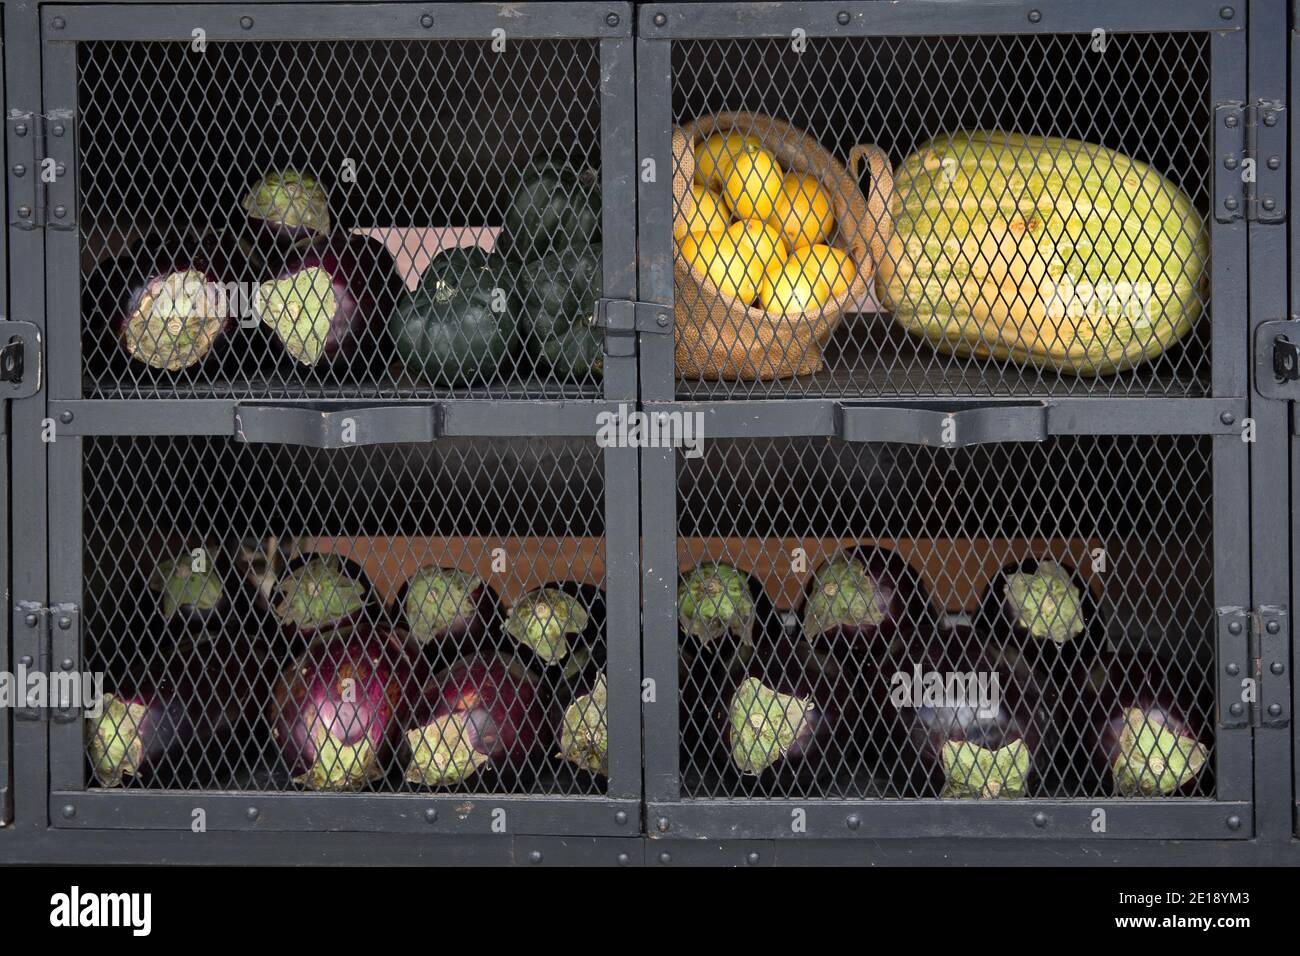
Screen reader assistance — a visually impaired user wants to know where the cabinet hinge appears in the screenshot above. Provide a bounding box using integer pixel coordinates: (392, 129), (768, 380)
(1215, 100), (1286, 224)
(7, 108), (75, 232)
(12, 602), (81, 722)
(1217, 605), (1289, 729)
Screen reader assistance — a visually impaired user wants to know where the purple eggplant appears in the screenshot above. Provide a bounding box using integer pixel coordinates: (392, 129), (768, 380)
(389, 567), (502, 665)
(402, 652), (544, 788)
(269, 552), (381, 652)
(798, 547), (936, 659)
(976, 558), (1100, 678)
(241, 168), (331, 249)
(502, 582), (605, 695)
(86, 232), (243, 376)
(86, 633), (269, 788)
(268, 624), (414, 791)
(252, 234), (400, 374)
(1083, 649), (1212, 797)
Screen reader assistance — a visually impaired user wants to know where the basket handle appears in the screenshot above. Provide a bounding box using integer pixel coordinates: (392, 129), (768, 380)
(848, 144), (894, 273)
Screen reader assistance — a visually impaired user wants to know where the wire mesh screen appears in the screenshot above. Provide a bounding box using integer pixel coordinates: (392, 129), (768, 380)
(669, 34), (1213, 397)
(81, 437), (610, 795)
(674, 436), (1216, 800)
(76, 40), (607, 398)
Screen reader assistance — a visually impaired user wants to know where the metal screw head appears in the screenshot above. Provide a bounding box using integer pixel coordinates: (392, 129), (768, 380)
(1263, 198), (1277, 212)
(1220, 5), (1235, 18)
(1228, 620), (1243, 635)
(51, 125), (65, 137)
(19, 655), (32, 667)
(57, 615), (71, 630)
(1230, 702), (1245, 717)
(53, 206), (67, 219)
(1224, 197), (1239, 211)
(656, 816), (669, 832)
(528, 850), (543, 864)
(837, 11), (850, 25)
(606, 12), (620, 27)
(15, 123), (27, 136)
(653, 12), (667, 26)
(1263, 112), (1278, 127)
(51, 15), (66, 29)
(61, 804), (76, 819)
(1226, 662), (1240, 676)
(12, 164), (25, 177)
(246, 806), (259, 821)
(617, 852), (630, 866)
(1266, 619), (1280, 634)
(657, 313), (669, 327)
(23, 614), (37, 628)
(424, 807), (438, 823)
(60, 659), (74, 671)
(1225, 114), (1239, 128)
(1027, 9), (1042, 23)
(1271, 661), (1285, 675)
(746, 851), (760, 865)
(1226, 814), (1242, 830)
(420, 13), (434, 28)
(1033, 812), (1048, 828)
(846, 814), (860, 830)
(1220, 411), (1235, 425)
(659, 851), (671, 865)
(614, 810), (628, 825)
(240, 15), (254, 30)
(1268, 703), (1283, 717)
(17, 206), (31, 218)
(59, 410), (74, 424)
(1268, 156), (1282, 170)
(1224, 156), (1238, 170)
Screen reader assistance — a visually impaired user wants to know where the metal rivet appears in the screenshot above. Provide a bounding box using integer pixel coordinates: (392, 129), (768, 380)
(1228, 621), (1243, 635)
(59, 410), (73, 424)
(53, 206), (67, 219)
(240, 16), (254, 29)
(1266, 620), (1280, 634)
(1220, 6), (1235, 19)
(653, 12), (667, 26)
(1268, 156), (1282, 170)
(424, 807), (438, 823)
(1226, 814), (1242, 830)
(616, 852), (630, 866)
(1263, 198), (1277, 212)
(61, 804), (75, 819)
(17, 206), (31, 218)
(19, 655), (32, 667)
(614, 810), (628, 825)
(606, 12), (620, 27)
(1220, 411), (1235, 425)
(12, 164), (25, 177)
(836, 11), (850, 25)
(846, 814), (860, 830)
(15, 123), (27, 136)
(60, 659), (73, 671)
(657, 313), (669, 327)
(1268, 703), (1283, 717)
(1224, 197), (1239, 211)
(57, 616), (71, 630)
(51, 125), (65, 137)
(1027, 10), (1042, 23)
(1225, 115), (1239, 128)
(1263, 112), (1278, 127)
(1033, 812), (1048, 828)
(1229, 702), (1244, 717)
(420, 13), (433, 28)
(529, 850), (543, 864)
(23, 614), (37, 628)
(656, 816), (669, 832)
(1226, 662), (1240, 676)
(746, 851), (760, 865)
(659, 851), (671, 864)
(51, 16), (66, 29)
(1224, 156), (1238, 170)
(1271, 661), (1285, 675)
(246, 806), (259, 820)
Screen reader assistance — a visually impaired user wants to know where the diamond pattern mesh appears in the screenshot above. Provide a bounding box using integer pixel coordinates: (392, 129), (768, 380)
(674, 436), (1216, 800)
(670, 34), (1213, 397)
(77, 40), (606, 398)
(81, 436), (609, 795)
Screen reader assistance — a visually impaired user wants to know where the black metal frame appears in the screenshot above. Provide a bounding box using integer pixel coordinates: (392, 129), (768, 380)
(0, 0), (1295, 864)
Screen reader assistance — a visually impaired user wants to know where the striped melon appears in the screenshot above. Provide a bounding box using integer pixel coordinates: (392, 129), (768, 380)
(876, 132), (1208, 376)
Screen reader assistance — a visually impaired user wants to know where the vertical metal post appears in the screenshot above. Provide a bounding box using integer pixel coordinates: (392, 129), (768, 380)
(635, 20), (675, 403)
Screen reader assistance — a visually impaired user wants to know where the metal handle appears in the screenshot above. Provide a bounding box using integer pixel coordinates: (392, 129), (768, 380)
(835, 402), (1048, 446)
(233, 404), (442, 448)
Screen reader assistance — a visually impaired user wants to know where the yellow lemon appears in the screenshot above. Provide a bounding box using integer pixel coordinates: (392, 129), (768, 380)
(679, 231), (764, 303)
(789, 244), (857, 298)
(724, 146), (784, 222)
(760, 257), (831, 314)
(694, 132), (764, 191)
(727, 219), (789, 278)
(674, 183), (731, 241)
(770, 173), (834, 249)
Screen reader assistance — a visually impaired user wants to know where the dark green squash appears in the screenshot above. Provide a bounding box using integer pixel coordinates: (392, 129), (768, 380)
(496, 157), (601, 264)
(521, 243), (604, 382)
(389, 247), (519, 386)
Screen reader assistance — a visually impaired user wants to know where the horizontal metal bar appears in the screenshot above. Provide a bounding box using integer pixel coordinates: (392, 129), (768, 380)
(234, 403), (441, 447)
(645, 399), (1250, 439)
(648, 800), (1254, 841)
(48, 400), (624, 439)
(52, 791), (640, 836)
(46, 3), (632, 41)
(639, 1), (1241, 39)
(836, 402), (1047, 445)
